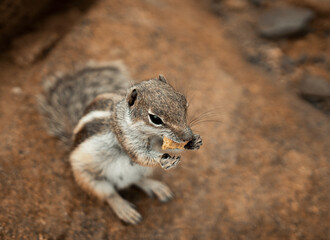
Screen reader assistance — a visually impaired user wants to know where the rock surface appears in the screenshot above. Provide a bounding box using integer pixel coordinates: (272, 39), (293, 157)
(0, 0), (329, 239)
(258, 6), (314, 38)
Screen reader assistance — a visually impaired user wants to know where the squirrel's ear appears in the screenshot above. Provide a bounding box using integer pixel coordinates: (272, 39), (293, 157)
(158, 74), (167, 83)
(127, 89), (138, 107)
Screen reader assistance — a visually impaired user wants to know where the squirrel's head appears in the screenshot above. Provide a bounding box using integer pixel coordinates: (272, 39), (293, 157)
(126, 75), (193, 143)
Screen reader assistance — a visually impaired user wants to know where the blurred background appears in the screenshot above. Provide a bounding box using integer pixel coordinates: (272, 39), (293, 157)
(0, 0), (329, 239)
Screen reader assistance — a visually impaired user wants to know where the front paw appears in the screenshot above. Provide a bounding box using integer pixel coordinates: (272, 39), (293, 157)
(160, 153), (181, 170)
(184, 134), (203, 150)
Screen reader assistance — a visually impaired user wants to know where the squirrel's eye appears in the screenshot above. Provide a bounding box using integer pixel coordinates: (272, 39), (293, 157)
(148, 114), (163, 125)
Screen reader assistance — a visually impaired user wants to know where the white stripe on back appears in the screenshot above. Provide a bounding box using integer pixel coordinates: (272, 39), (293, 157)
(73, 111), (111, 134)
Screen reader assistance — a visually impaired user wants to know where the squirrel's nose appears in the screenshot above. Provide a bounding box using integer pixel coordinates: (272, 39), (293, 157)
(181, 127), (193, 142)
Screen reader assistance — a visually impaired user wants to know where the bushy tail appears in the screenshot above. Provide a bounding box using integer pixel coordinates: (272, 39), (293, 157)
(38, 61), (131, 146)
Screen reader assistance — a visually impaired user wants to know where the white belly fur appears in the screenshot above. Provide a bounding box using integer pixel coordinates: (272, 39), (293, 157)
(70, 132), (152, 190)
(104, 155), (151, 189)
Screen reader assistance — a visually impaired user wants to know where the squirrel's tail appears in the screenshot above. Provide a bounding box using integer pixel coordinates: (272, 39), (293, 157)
(37, 61), (131, 146)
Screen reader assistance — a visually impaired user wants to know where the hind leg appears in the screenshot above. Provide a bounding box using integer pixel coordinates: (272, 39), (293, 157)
(70, 149), (142, 224)
(135, 178), (174, 203)
(72, 168), (142, 224)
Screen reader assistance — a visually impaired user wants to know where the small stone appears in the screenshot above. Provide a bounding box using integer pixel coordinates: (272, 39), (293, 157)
(258, 6), (314, 38)
(11, 87), (23, 95)
(300, 74), (330, 97)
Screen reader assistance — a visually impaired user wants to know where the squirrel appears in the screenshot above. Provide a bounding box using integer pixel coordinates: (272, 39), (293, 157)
(38, 61), (202, 224)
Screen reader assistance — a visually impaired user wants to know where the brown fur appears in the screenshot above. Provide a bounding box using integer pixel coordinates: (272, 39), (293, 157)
(109, 115), (144, 165)
(73, 117), (111, 148)
(129, 78), (193, 142)
(83, 93), (124, 115)
(72, 168), (106, 200)
(106, 77), (195, 167)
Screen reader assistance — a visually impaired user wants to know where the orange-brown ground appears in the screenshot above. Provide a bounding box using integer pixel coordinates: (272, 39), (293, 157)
(0, 0), (329, 239)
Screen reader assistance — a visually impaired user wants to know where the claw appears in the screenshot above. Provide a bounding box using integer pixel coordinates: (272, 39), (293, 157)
(107, 194), (142, 225)
(184, 134), (203, 150)
(160, 153), (181, 170)
(135, 178), (174, 203)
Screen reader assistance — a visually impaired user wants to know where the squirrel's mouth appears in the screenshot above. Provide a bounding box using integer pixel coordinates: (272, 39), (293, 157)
(160, 131), (192, 144)
(161, 135), (181, 144)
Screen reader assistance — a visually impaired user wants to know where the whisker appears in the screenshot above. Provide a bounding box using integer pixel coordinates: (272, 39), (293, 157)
(191, 116), (222, 122)
(189, 112), (222, 125)
(189, 107), (223, 119)
(189, 112), (215, 123)
(190, 119), (222, 127)
(128, 78), (135, 88)
(190, 111), (221, 119)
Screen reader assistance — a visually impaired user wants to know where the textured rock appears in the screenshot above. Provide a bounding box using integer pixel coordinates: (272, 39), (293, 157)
(258, 6), (314, 38)
(0, 0), (329, 239)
